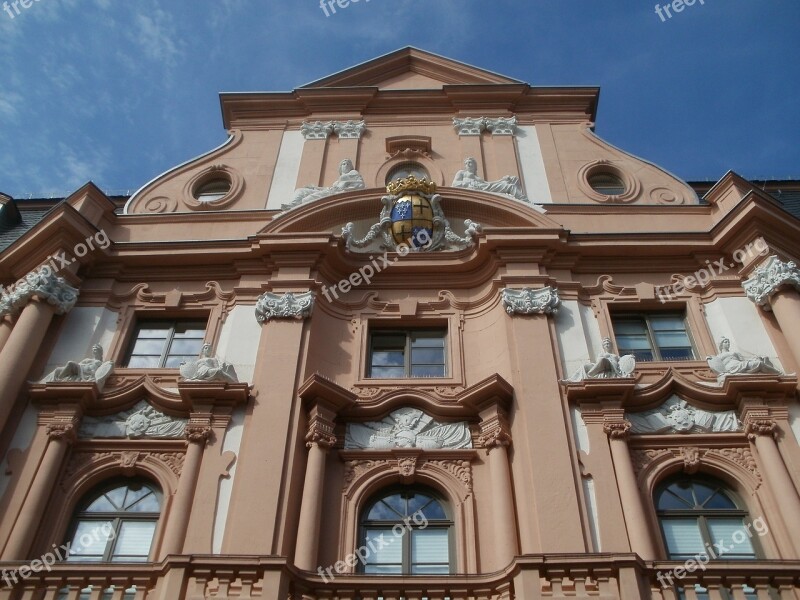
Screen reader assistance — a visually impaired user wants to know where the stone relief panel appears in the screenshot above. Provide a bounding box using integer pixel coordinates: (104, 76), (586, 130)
(627, 396), (740, 434)
(79, 400), (187, 439)
(345, 407), (472, 450)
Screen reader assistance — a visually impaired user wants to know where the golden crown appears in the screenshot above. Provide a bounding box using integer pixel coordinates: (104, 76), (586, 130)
(386, 175), (437, 196)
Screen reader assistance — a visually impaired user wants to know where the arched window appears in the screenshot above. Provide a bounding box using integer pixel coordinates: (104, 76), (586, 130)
(386, 162), (430, 185)
(655, 476), (759, 560)
(360, 487), (453, 574)
(65, 480), (161, 562)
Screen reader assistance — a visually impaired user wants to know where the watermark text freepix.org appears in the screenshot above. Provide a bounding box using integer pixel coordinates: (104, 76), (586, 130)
(319, 0), (370, 18)
(655, 0), (705, 22)
(656, 517), (769, 588)
(2, 523), (116, 587)
(320, 230), (431, 303)
(657, 238), (768, 303)
(317, 508), (428, 582)
(0, 230), (110, 298)
(3, 0), (43, 20)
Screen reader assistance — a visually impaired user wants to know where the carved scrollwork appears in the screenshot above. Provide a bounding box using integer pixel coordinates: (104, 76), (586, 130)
(745, 418), (778, 440)
(603, 419), (632, 440)
(255, 291), (315, 323)
(743, 255), (800, 309)
(501, 287), (561, 316)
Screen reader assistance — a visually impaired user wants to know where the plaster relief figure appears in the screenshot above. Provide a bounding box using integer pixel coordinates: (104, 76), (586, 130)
(179, 343), (239, 383)
(285, 158), (365, 209)
(345, 407), (472, 449)
(562, 337), (635, 382)
(42, 344), (114, 391)
(79, 400), (187, 439)
(627, 396), (740, 434)
(707, 337), (783, 384)
(452, 157), (528, 202)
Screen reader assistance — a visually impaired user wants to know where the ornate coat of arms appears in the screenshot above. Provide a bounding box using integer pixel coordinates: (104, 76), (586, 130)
(342, 175), (481, 253)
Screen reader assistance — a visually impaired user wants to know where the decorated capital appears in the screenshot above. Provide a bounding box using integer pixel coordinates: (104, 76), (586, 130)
(255, 291), (315, 323)
(743, 255), (800, 309)
(502, 287), (561, 316)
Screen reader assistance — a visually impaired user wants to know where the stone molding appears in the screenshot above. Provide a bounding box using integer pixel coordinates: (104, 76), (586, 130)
(631, 446), (760, 483)
(300, 120), (367, 140)
(477, 409), (512, 450)
(0, 270), (79, 318)
(342, 452), (474, 496)
(603, 419), (632, 440)
(255, 291), (314, 323)
(501, 287), (561, 316)
(453, 116), (517, 137)
(743, 255), (800, 309)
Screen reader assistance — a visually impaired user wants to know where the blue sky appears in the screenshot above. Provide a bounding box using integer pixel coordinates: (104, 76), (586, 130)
(0, 0), (798, 199)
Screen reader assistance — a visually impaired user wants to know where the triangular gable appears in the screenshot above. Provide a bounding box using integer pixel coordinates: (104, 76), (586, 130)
(300, 47), (524, 90)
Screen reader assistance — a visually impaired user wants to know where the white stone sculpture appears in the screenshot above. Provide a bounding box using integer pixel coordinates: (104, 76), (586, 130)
(345, 407), (472, 450)
(742, 255), (800, 308)
(255, 291), (315, 323)
(485, 116), (518, 136)
(453, 117), (486, 136)
(284, 158), (365, 210)
(627, 396), (740, 434)
(333, 120), (366, 139)
(300, 121), (335, 140)
(707, 337), (783, 384)
(179, 343), (238, 383)
(562, 338), (635, 383)
(79, 400), (187, 439)
(501, 287), (561, 316)
(0, 270), (79, 318)
(452, 157), (527, 202)
(42, 344), (114, 391)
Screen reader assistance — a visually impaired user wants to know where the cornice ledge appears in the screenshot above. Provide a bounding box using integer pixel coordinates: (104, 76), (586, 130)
(562, 378), (636, 404)
(298, 372), (358, 413)
(457, 373), (514, 412)
(28, 381), (100, 408)
(178, 381), (251, 409)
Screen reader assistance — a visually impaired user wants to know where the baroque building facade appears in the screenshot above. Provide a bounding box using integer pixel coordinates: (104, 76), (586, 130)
(0, 48), (799, 600)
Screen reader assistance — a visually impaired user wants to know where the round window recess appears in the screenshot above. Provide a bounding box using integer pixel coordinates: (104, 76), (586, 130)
(588, 173), (626, 196)
(194, 178), (232, 203)
(386, 162), (430, 185)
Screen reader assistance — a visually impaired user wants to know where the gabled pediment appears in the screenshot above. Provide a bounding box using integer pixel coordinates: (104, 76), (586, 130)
(300, 47), (523, 90)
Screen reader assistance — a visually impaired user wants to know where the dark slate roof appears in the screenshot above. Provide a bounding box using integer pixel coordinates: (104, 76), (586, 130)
(0, 205), (53, 252)
(768, 189), (800, 220)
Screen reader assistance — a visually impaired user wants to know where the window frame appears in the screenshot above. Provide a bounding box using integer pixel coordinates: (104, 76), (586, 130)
(367, 328), (447, 379)
(358, 486), (455, 575)
(123, 318), (207, 369)
(64, 480), (162, 563)
(655, 476), (762, 561)
(611, 311), (697, 362)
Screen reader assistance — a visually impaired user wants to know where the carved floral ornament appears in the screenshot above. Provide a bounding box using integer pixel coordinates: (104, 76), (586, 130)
(342, 456), (473, 495)
(79, 400), (187, 440)
(626, 397), (741, 435)
(501, 287), (561, 316)
(630, 446), (760, 483)
(255, 291), (315, 323)
(0, 270), (79, 319)
(742, 255), (800, 309)
(345, 407), (472, 450)
(453, 116), (518, 137)
(300, 120), (367, 140)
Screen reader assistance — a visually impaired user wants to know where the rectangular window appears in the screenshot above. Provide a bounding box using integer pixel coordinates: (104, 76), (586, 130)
(368, 329), (446, 378)
(125, 320), (206, 368)
(612, 312), (695, 362)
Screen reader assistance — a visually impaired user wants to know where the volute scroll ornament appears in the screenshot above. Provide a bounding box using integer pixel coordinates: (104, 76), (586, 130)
(743, 255), (800, 309)
(501, 287), (561, 316)
(255, 291), (315, 323)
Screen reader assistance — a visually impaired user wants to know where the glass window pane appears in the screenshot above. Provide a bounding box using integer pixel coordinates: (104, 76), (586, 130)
(372, 334), (406, 349)
(412, 564), (450, 575)
(111, 521), (156, 561)
(67, 521), (114, 561)
(172, 324), (206, 337)
(370, 366), (406, 378)
(650, 316), (686, 331)
(411, 335), (444, 348)
(613, 320), (648, 335)
(364, 528), (402, 565)
(662, 518), (705, 559)
(407, 494), (434, 516)
(168, 339), (204, 355)
(411, 365), (446, 378)
(707, 518), (756, 558)
(85, 496), (117, 513)
(654, 332), (692, 347)
(703, 490), (737, 510)
(665, 482), (697, 507)
(411, 348), (445, 364)
(104, 487), (127, 510)
(615, 335), (652, 350)
(126, 355), (161, 369)
(135, 328), (169, 338)
(130, 339), (166, 356)
(660, 348), (695, 360)
(125, 490), (160, 513)
(412, 528), (449, 565)
(368, 498), (405, 520)
(372, 350), (405, 367)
